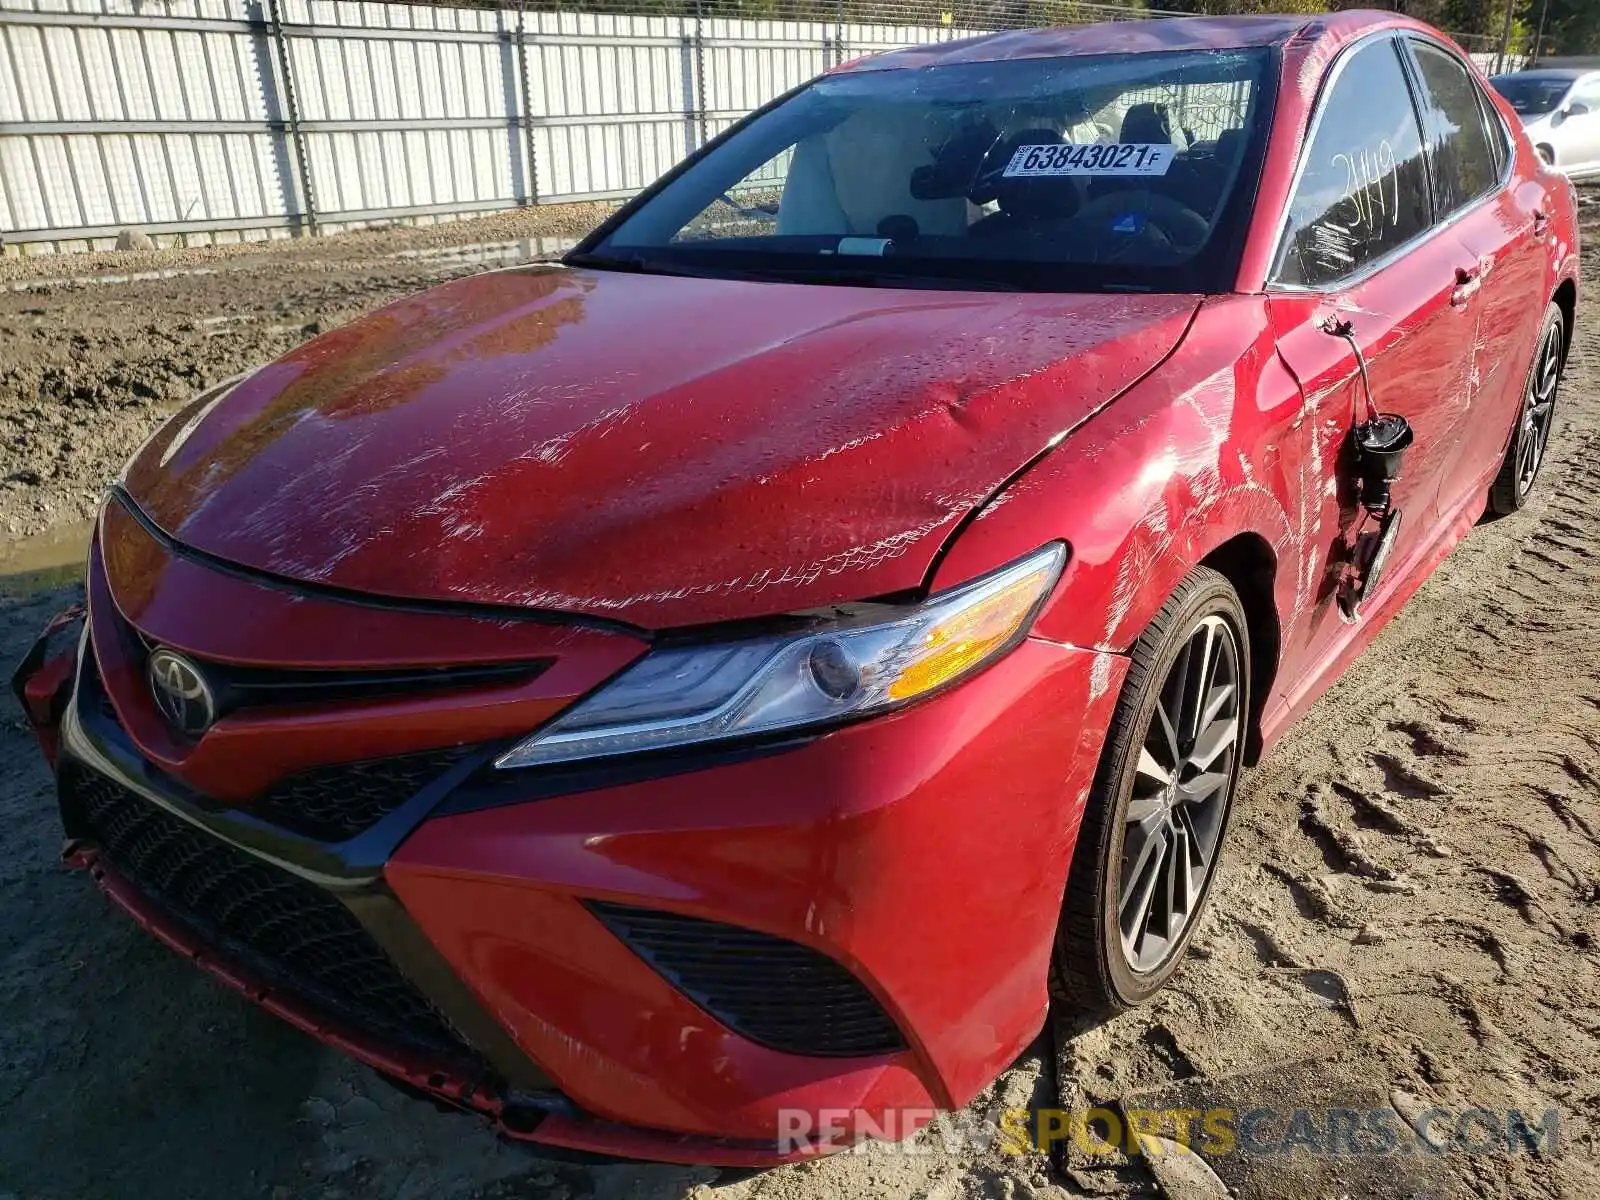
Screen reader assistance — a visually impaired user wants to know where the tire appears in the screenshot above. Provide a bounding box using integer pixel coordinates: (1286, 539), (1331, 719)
(1051, 566), (1250, 1011)
(1488, 302), (1565, 517)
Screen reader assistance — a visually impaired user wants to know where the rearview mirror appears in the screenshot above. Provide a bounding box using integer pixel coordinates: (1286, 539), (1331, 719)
(1564, 101), (1590, 117)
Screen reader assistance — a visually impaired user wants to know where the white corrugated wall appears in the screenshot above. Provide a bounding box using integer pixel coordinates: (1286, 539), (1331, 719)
(0, 0), (295, 247)
(0, 0), (976, 252)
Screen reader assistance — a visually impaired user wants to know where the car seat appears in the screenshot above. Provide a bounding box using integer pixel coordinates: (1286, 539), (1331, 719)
(967, 129), (1083, 237)
(1087, 102), (1176, 204)
(1158, 127), (1246, 219)
(777, 109), (969, 238)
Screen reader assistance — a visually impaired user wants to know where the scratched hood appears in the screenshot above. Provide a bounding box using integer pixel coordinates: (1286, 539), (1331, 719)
(123, 266), (1197, 628)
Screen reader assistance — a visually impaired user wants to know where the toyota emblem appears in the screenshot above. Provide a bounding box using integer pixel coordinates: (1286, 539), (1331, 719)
(146, 648), (216, 738)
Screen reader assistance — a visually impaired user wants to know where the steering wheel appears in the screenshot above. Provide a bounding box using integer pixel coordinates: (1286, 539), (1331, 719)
(1072, 192), (1209, 253)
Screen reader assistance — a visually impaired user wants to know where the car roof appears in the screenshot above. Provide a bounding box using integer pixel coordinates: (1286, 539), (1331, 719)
(836, 11), (1408, 73)
(1493, 68), (1588, 81)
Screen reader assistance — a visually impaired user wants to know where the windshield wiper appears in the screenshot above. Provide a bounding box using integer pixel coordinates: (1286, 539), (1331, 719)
(572, 251), (1022, 291)
(566, 249), (1025, 292)
(566, 251), (811, 285)
(563, 250), (709, 277)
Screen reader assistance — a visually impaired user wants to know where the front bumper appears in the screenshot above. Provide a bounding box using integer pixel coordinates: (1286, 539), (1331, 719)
(21, 546), (1125, 1166)
(60, 847), (844, 1167)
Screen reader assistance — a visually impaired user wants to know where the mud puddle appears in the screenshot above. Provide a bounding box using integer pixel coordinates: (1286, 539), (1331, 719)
(0, 518), (92, 597)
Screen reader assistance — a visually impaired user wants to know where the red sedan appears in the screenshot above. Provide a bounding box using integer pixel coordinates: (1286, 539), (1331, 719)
(14, 10), (1578, 1167)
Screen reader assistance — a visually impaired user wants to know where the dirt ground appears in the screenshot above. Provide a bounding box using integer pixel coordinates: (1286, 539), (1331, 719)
(3, 203), (1600, 1200)
(0, 203), (619, 543)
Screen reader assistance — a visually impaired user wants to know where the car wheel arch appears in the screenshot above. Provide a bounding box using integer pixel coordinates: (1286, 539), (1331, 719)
(1554, 277), (1577, 368)
(1073, 524), (1285, 764)
(1198, 533), (1281, 765)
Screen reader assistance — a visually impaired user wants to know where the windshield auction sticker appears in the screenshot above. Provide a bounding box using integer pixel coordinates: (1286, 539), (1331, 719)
(1004, 143), (1176, 177)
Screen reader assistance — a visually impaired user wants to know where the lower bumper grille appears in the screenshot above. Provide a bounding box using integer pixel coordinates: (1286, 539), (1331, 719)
(251, 748), (469, 843)
(587, 901), (906, 1058)
(62, 761), (479, 1065)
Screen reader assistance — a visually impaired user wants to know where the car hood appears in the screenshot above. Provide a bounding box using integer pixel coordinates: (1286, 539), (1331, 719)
(123, 266), (1198, 628)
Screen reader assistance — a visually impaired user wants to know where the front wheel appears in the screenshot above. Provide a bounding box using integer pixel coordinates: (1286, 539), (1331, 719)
(1052, 567), (1250, 1010)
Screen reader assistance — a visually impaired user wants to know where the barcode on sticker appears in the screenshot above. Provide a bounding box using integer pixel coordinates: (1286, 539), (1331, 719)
(1003, 143), (1176, 178)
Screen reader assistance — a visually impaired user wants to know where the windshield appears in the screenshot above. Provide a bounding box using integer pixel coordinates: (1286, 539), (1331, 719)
(1490, 74), (1576, 116)
(575, 49), (1273, 293)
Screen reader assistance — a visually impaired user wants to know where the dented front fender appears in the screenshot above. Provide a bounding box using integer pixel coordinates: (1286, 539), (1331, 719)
(10, 602), (85, 767)
(932, 294), (1303, 671)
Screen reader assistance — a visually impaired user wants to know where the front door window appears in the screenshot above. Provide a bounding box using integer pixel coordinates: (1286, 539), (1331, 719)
(1272, 39), (1433, 288)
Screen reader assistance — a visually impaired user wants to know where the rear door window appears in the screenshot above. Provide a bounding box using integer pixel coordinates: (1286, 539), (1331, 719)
(1408, 42), (1504, 216)
(1273, 38), (1433, 288)
(1572, 76), (1600, 111)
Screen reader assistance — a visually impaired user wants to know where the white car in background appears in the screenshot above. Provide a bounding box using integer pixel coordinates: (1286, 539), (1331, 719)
(1491, 68), (1600, 178)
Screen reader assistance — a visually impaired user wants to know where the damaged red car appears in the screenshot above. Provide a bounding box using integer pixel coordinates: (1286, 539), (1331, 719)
(14, 11), (1578, 1167)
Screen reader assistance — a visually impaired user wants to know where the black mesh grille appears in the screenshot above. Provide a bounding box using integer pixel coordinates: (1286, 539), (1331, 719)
(64, 761), (479, 1065)
(251, 749), (469, 843)
(587, 901), (905, 1058)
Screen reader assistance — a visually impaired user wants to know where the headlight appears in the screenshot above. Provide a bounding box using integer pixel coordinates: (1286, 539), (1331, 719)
(495, 542), (1066, 770)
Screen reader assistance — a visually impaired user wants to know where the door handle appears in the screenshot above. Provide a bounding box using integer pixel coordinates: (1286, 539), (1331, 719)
(1450, 265), (1482, 308)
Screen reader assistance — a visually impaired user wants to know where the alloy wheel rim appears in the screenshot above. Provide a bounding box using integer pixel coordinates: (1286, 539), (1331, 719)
(1117, 614), (1241, 974)
(1518, 324), (1562, 494)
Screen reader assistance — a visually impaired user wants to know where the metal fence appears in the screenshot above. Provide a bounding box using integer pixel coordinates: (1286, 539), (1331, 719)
(0, 0), (1533, 254)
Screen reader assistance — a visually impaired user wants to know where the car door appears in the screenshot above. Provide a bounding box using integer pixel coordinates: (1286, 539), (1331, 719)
(1266, 34), (1480, 669)
(1404, 37), (1546, 513)
(1555, 75), (1600, 176)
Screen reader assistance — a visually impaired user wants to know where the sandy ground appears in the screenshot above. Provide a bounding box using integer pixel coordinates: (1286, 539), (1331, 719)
(2, 205), (1599, 1199)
